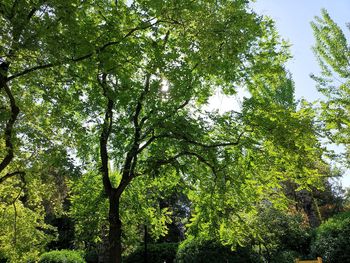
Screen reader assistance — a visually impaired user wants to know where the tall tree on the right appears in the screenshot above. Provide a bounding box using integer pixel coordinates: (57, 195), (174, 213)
(311, 9), (350, 159)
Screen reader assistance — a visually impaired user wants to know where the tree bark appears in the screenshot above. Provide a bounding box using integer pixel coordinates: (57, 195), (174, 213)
(99, 73), (150, 263)
(98, 73), (124, 263)
(0, 63), (20, 176)
(144, 225), (148, 263)
(108, 190), (122, 263)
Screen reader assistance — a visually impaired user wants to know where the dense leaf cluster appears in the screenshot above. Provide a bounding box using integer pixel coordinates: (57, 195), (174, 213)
(38, 250), (85, 263)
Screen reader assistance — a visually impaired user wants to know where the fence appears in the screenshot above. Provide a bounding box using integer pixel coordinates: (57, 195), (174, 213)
(295, 257), (322, 263)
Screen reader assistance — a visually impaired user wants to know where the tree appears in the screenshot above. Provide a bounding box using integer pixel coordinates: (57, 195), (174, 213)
(251, 206), (312, 262)
(84, 2), (323, 262)
(62, 2), (301, 262)
(0, 0), (102, 260)
(311, 9), (350, 158)
(1, 1), (326, 263)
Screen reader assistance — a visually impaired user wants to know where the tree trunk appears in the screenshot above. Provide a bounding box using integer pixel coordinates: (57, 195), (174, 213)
(108, 191), (122, 263)
(144, 225), (148, 263)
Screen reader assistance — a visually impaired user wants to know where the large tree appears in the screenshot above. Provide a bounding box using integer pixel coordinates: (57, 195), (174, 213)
(83, 2), (323, 261)
(1, 1), (325, 262)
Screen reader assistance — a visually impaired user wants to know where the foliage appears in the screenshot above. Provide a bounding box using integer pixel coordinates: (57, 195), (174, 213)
(0, 143), (78, 261)
(0, 175), (57, 262)
(69, 169), (177, 252)
(69, 171), (108, 248)
(176, 237), (258, 263)
(124, 243), (178, 263)
(0, 1), (328, 262)
(311, 211), (350, 263)
(311, 9), (350, 158)
(83, 249), (99, 263)
(270, 250), (300, 263)
(310, 13), (350, 261)
(251, 207), (311, 262)
(183, 97), (323, 245)
(39, 250), (85, 263)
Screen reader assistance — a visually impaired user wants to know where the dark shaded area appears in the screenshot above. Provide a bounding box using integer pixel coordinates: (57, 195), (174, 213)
(47, 216), (75, 250)
(124, 243), (178, 263)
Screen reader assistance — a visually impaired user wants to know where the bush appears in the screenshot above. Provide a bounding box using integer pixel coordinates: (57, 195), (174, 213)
(175, 238), (257, 263)
(124, 243), (178, 263)
(84, 249), (98, 263)
(270, 250), (300, 263)
(39, 250), (85, 263)
(255, 207), (312, 258)
(311, 211), (350, 263)
(0, 252), (7, 263)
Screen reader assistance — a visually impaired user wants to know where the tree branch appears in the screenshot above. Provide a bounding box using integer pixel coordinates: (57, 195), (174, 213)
(121, 74), (151, 180)
(98, 73), (114, 195)
(98, 18), (159, 53)
(140, 99), (190, 141)
(27, 6), (38, 21)
(7, 19), (162, 81)
(158, 130), (245, 150)
(154, 151), (217, 175)
(7, 62), (56, 81)
(0, 81), (20, 174)
(137, 132), (169, 154)
(0, 171), (25, 184)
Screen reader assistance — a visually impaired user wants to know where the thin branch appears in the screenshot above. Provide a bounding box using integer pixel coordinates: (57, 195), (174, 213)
(137, 132), (169, 154)
(7, 19), (161, 81)
(161, 130), (245, 149)
(162, 30), (170, 49)
(140, 99), (190, 141)
(27, 6), (38, 21)
(175, 99), (190, 112)
(98, 18), (159, 53)
(154, 150), (217, 175)
(137, 135), (157, 154)
(10, 175), (26, 246)
(133, 74), (151, 130)
(12, 202), (17, 245)
(0, 171), (25, 184)
(115, 174), (133, 198)
(155, 152), (188, 166)
(182, 151), (217, 174)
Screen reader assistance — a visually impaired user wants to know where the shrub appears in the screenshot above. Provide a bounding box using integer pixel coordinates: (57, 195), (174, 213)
(311, 211), (350, 263)
(255, 207), (312, 258)
(84, 249), (98, 263)
(270, 250), (300, 263)
(175, 238), (257, 263)
(39, 250), (85, 263)
(124, 243), (178, 263)
(0, 252), (7, 263)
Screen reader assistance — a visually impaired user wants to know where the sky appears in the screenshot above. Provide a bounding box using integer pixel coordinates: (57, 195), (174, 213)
(251, 0), (350, 187)
(252, 0), (350, 101)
